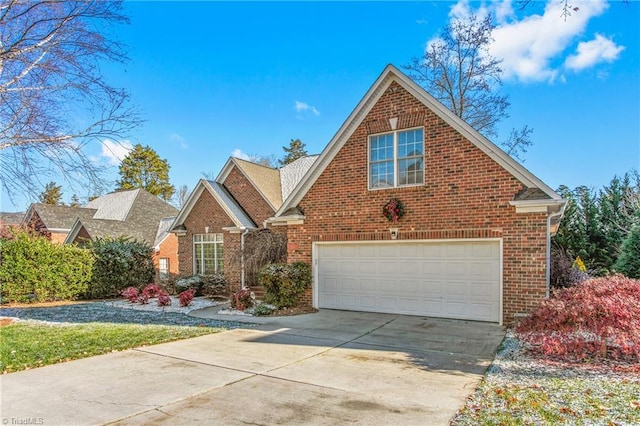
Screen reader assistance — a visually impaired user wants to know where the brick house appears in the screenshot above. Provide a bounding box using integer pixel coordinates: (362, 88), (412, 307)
(173, 65), (565, 324)
(171, 156), (317, 289)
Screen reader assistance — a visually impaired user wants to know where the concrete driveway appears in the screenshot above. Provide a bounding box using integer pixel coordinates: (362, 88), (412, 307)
(1, 310), (505, 425)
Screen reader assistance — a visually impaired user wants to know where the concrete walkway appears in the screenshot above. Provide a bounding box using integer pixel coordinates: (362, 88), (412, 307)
(1, 309), (505, 425)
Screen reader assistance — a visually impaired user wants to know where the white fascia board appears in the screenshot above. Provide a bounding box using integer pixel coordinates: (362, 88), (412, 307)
(170, 181), (207, 231)
(509, 199), (566, 214)
(266, 214), (306, 226)
(215, 157), (237, 184)
(222, 226), (248, 234)
(216, 157), (279, 212)
(276, 67), (393, 216)
(63, 219), (83, 244)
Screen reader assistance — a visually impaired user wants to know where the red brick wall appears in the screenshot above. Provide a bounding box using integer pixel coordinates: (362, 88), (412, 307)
(284, 81), (548, 324)
(223, 166), (275, 225)
(154, 233), (179, 281)
(176, 188), (241, 291)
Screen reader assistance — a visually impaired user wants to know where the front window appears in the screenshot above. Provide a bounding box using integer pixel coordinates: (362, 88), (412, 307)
(159, 258), (169, 280)
(369, 128), (424, 189)
(193, 233), (223, 274)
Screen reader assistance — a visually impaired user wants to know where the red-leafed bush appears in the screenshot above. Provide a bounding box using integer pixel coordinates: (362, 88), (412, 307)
(157, 291), (171, 307)
(141, 283), (162, 298)
(516, 275), (640, 362)
(178, 289), (196, 307)
(137, 292), (149, 304)
(120, 287), (139, 303)
(231, 288), (254, 311)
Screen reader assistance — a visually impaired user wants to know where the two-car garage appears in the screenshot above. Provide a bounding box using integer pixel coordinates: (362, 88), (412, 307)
(314, 240), (502, 323)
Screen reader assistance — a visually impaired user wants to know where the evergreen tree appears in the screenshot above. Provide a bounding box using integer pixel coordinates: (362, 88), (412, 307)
(279, 139), (307, 166)
(38, 182), (64, 205)
(69, 194), (81, 207)
(117, 144), (175, 201)
(614, 224), (640, 279)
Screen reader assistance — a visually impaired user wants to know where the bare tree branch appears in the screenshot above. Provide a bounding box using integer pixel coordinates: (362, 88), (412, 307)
(404, 13), (532, 160)
(0, 0), (141, 202)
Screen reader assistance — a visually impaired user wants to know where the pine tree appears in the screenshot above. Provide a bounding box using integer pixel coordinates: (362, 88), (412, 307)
(39, 182), (64, 205)
(117, 144), (175, 201)
(614, 224), (640, 279)
(279, 139), (307, 166)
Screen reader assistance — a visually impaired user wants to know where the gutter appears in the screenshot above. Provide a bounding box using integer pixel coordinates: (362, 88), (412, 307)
(241, 228), (250, 289)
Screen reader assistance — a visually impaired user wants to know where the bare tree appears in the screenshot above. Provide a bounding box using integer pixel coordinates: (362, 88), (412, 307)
(0, 0), (141, 201)
(174, 184), (190, 209)
(404, 14), (532, 160)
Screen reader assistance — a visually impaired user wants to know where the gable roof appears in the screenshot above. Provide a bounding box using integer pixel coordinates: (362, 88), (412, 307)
(276, 64), (563, 217)
(218, 158), (283, 210)
(24, 204), (97, 232)
(62, 189), (178, 245)
(0, 212), (26, 227)
(154, 217), (177, 248)
(170, 179), (257, 233)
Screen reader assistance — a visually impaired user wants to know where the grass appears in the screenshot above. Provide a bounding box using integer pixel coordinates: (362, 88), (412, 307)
(0, 322), (220, 374)
(455, 376), (640, 425)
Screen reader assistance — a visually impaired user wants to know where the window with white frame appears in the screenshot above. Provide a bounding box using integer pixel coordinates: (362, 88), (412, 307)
(193, 233), (223, 274)
(369, 127), (424, 189)
(159, 258), (169, 279)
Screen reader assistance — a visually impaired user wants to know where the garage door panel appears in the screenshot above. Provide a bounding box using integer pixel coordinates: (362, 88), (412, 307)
(422, 261), (443, 276)
(317, 241), (500, 322)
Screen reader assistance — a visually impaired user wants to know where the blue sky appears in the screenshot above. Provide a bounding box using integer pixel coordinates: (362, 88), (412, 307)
(2, 0), (639, 211)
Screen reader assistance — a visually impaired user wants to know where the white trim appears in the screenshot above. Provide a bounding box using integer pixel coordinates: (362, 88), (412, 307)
(63, 219), (83, 244)
(216, 157), (279, 212)
(509, 199), (566, 214)
(277, 64), (563, 217)
(312, 238), (503, 325)
(192, 233), (224, 275)
(367, 126), (425, 190)
(170, 179), (257, 233)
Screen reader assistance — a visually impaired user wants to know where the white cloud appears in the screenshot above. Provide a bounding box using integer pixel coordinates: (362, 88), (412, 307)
(231, 149), (250, 160)
(565, 33), (624, 71)
(169, 132), (188, 149)
(294, 101), (320, 118)
(442, 0), (619, 83)
(100, 140), (133, 165)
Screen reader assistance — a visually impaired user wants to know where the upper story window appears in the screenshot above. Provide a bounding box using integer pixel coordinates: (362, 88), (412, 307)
(193, 233), (223, 274)
(369, 128), (424, 189)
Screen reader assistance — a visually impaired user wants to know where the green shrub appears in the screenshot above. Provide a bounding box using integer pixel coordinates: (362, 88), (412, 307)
(87, 237), (154, 299)
(258, 262), (311, 308)
(0, 229), (93, 303)
(172, 273), (228, 296)
(252, 303), (276, 316)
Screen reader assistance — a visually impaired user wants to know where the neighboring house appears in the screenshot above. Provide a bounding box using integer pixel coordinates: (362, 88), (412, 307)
(0, 211), (26, 237)
(173, 64), (565, 325)
(23, 189), (179, 281)
(23, 205), (97, 244)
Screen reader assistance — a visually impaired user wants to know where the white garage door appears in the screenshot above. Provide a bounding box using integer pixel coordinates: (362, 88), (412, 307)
(316, 240), (501, 322)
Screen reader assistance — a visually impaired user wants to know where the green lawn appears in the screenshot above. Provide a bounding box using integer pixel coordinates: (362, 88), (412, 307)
(0, 322), (220, 374)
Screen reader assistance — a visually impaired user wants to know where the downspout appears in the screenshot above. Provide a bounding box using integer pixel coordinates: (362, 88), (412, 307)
(546, 214), (551, 298)
(240, 228), (250, 289)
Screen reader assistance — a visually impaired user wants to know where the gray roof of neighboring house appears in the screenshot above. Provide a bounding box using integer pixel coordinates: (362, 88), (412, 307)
(23, 189), (181, 245)
(0, 212), (26, 226)
(280, 155), (319, 202)
(85, 189), (142, 221)
(25, 204), (97, 230)
(206, 180), (257, 229)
